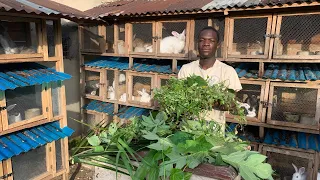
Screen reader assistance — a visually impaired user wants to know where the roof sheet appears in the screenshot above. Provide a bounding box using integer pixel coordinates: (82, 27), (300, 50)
(0, 62), (72, 91)
(83, 100), (151, 119)
(0, 121), (74, 161)
(234, 63), (320, 81)
(228, 123), (320, 151)
(0, 0), (100, 22)
(84, 57), (179, 74)
(83, 100), (114, 115)
(85, 0), (319, 18)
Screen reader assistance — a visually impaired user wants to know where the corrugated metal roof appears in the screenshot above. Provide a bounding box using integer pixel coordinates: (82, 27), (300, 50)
(84, 57), (130, 70)
(0, 0), (100, 22)
(82, 100), (151, 119)
(202, 0), (319, 10)
(118, 106), (151, 119)
(84, 57), (178, 74)
(85, 0), (319, 18)
(0, 62), (72, 91)
(83, 100), (114, 115)
(234, 63), (320, 81)
(85, 0), (213, 18)
(0, 121), (74, 161)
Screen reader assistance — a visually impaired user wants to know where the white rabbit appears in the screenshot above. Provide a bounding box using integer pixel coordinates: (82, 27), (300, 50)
(134, 46), (147, 52)
(160, 29), (186, 54)
(119, 73), (126, 84)
(119, 93), (126, 102)
(7, 104), (22, 124)
(138, 88), (151, 103)
(117, 40), (126, 54)
(292, 163), (307, 180)
(108, 86), (116, 100)
(144, 43), (153, 52)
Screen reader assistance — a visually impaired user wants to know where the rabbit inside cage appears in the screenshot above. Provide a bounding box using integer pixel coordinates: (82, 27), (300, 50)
(132, 23), (153, 53)
(160, 22), (186, 54)
(235, 84), (261, 118)
(106, 71), (126, 102)
(85, 71), (100, 96)
(271, 87), (317, 125)
(5, 85), (43, 125)
(0, 21), (38, 54)
(132, 76), (152, 104)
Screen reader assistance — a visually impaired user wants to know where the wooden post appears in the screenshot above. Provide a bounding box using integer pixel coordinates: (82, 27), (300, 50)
(54, 19), (69, 180)
(42, 19), (49, 61)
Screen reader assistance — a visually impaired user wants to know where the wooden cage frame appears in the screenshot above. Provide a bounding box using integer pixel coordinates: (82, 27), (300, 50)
(0, 12), (70, 180)
(260, 144), (318, 180)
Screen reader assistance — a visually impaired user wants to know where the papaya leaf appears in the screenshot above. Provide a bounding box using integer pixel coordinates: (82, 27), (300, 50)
(87, 135), (101, 146)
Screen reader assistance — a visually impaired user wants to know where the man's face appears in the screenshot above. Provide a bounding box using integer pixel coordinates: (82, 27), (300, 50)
(198, 30), (219, 59)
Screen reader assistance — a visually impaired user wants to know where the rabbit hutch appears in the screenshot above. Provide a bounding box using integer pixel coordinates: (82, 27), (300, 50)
(0, 1), (98, 180)
(80, 0), (320, 179)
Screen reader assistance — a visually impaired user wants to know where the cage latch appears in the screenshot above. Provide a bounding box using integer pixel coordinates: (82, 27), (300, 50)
(0, 172), (13, 179)
(0, 106), (6, 111)
(260, 101), (271, 108)
(265, 34), (281, 38)
(152, 36), (161, 41)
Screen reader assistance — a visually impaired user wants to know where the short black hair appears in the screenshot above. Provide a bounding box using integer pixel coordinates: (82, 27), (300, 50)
(198, 26), (220, 43)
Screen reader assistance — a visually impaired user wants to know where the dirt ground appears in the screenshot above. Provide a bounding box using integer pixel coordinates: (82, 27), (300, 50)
(53, 163), (95, 180)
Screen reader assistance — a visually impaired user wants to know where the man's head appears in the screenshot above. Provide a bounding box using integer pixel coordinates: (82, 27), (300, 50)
(198, 26), (220, 59)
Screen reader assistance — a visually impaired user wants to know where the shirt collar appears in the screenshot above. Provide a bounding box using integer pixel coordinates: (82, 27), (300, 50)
(197, 59), (221, 70)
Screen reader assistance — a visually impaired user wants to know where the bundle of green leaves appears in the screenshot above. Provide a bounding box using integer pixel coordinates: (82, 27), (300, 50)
(71, 75), (274, 180)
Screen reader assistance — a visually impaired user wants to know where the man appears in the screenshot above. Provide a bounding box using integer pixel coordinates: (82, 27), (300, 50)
(178, 26), (242, 131)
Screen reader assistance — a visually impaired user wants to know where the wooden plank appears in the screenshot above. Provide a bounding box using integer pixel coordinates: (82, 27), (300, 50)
(263, 15), (273, 58)
(0, 91), (6, 132)
(0, 161), (3, 180)
(7, 115), (47, 129)
(227, 18), (234, 58)
(3, 159), (13, 180)
(189, 19), (196, 59)
(0, 118), (49, 136)
(223, 17), (230, 59)
(114, 23), (119, 54)
(42, 20), (49, 61)
(268, 14), (277, 59)
(0, 53), (43, 61)
(99, 25), (107, 53)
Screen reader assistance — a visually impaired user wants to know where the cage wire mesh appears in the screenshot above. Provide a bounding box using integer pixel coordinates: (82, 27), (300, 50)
(83, 25), (100, 50)
(56, 139), (63, 171)
(46, 20), (55, 57)
(106, 24), (115, 53)
(160, 78), (169, 87)
(118, 71), (127, 102)
(51, 81), (61, 117)
(132, 23), (153, 53)
(12, 146), (47, 180)
(85, 113), (103, 132)
(106, 70), (115, 100)
(6, 85), (43, 124)
(132, 76), (152, 103)
(271, 87), (317, 125)
(118, 23), (126, 55)
(266, 151), (311, 180)
(277, 14), (320, 56)
(213, 18), (225, 58)
(0, 20), (38, 54)
(232, 18), (267, 55)
(85, 71), (100, 96)
(161, 22), (187, 54)
(194, 19), (209, 56)
(235, 84), (261, 118)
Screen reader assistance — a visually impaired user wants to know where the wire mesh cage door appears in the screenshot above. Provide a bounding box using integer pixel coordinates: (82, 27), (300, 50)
(192, 18), (209, 59)
(12, 145), (48, 180)
(116, 22), (127, 55)
(130, 22), (156, 55)
(128, 72), (155, 107)
(82, 24), (104, 53)
(105, 24), (115, 53)
(5, 84), (46, 127)
(154, 74), (172, 108)
(267, 82), (320, 130)
(84, 112), (104, 132)
(157, 20), (190, 57)
(84, 68), (102, 100)
(273, 13), (320, 59)
(46, 20), (55, 57)
(227, 16), (272, 58)
(227, 80), (267, 123)
(262, 145), (316, 180)
(0, 17), (40, 56)
(51, 81), (61, 118)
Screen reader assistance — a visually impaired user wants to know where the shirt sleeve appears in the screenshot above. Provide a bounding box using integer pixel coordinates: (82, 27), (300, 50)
(178, 65), (187, 79)
(225, 67), (242, 92)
